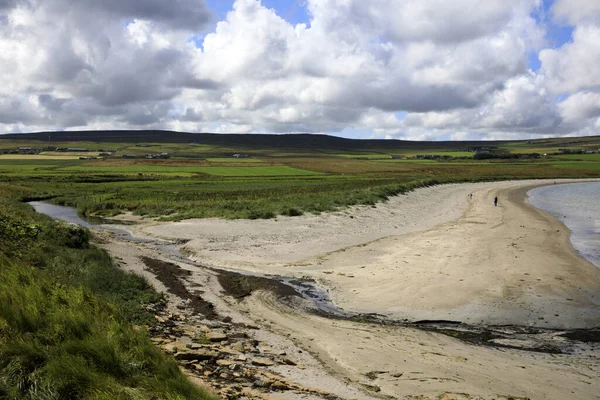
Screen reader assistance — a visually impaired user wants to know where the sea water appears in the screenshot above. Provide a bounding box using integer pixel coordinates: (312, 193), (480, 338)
(528, 182), (600, 268)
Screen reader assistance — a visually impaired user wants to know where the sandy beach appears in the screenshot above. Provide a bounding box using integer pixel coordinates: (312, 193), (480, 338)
(101, 179), (600, 399)
(135, 179), (600, 328)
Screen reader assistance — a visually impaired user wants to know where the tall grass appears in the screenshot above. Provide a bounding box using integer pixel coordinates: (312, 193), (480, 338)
(0, 201), (217, 400)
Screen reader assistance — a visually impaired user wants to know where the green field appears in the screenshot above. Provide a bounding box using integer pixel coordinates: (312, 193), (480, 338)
(0, 154), (84, 160)
(206, 157), (264, 163)
(0, 131), (598, 221)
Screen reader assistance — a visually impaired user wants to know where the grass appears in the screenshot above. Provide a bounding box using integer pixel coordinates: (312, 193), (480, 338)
(59, 165), (320, 176)
(0, 134), (598, 221)
(0, 200), (217, 399)
(206, 157), (264, 163)
(553, 154), (600, 161)
(550, 161), (600, 171)
(40, 151), (103, 157)
(0, 154), (84, 160)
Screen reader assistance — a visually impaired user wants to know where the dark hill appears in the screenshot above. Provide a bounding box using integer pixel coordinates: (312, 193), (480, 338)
(0, 130), (507, 150)
(1, 130), (599, 151)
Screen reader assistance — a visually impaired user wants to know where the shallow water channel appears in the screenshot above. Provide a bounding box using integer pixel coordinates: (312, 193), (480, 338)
(28, 201), (600, 354)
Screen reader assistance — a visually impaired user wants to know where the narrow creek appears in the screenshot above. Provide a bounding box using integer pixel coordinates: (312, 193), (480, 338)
(29, 201), (600, 355)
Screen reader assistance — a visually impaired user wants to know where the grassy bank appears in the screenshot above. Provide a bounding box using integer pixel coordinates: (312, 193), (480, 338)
(0, 199), (217, 400)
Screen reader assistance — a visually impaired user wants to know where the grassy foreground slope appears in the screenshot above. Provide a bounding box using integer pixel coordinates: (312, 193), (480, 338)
(0, 198), (217, 400)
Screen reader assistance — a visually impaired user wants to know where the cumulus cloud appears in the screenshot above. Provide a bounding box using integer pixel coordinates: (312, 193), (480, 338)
(540, 25), (600, 93)
(0, 0), (598, 139)
(552, 0), (600, 25)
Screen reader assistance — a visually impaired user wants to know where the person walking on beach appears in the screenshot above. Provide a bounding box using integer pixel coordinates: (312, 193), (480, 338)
(494, 196), (498, 207)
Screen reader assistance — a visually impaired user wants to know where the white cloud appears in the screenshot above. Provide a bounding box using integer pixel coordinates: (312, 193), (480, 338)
(0, 0), (597, 140)
(552, 0), (600, 25)
(559, 92), (600, 122)
(540, 25), (600, 93)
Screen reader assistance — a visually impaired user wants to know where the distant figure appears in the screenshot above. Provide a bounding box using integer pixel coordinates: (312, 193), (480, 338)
(469, 193), (473, 199)
(494, 196), (498, 207)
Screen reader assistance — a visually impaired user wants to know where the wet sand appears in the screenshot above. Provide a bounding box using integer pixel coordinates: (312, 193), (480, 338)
(103, 179), (600, 399)
(134, 179), (600, 328)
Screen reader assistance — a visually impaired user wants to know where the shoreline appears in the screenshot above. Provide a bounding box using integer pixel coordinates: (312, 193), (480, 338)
(131, 178), (600, 329)
(91, 178), (600, 399)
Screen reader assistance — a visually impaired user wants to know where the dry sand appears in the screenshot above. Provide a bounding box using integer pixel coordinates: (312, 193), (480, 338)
(242, 291), (600, 400)
(134, 179), (600, 329)
(103, 179), (600, 399)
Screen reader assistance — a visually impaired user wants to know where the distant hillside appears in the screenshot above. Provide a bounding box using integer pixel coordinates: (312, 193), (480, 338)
(1, 130), (599, 151)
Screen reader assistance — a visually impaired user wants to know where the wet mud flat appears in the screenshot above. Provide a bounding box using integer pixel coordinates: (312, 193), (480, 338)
(140, 256), (218, 320)
(141, 254), (600, 356)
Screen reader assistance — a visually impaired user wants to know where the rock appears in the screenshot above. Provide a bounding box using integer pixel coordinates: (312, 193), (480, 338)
(253, 377), (275, 388)
(271, 381), (292, 391)
(244, 323), (260, 330)
(231, 342), (244, 352)
(252, 357), (275, 367)
(174, 350), (219, 361)
(154, 315), (167, 323)
(191, 364), (203, 372)
(281, 357), (297, 366)
(392, 372), (403, 378)
(221, 316), (233, 323)
(258, 346), (273, 354)
(216, 359), (237, 367)
(440, 395), (458, 400)
(236, 355), (247, 362)
(162, 341), (188, 354)
(206, 332), (228, 342)
(220, 347), (241, 356)
(361, 383), (381, 393)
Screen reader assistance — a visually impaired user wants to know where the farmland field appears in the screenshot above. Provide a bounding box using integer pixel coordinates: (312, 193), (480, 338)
(206, 157), (264, 163)
(0, 131), (599, 221)
(0, 154), (84, 160)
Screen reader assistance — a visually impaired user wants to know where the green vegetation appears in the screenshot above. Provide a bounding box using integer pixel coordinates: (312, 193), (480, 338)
(0, 199), (217, 400)
(0, 131), (599, 222)
(205, 157), (264, 163)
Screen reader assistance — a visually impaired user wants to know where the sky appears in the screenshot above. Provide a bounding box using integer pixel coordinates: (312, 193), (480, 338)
(0, 0), (599, 141)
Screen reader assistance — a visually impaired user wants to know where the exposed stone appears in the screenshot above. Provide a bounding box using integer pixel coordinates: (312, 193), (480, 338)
(271, 381), (292, 391)
(252, 357), (275, 367)
(281, 357), (297, 366)
(162, 341), (188, 354)
(361, 383), (381, 393)
(217, 359), (237, 367)
(191, 364), (203, 372)
(220, 347), (242, 356)
(174, 349), (218, 361)
(206, 332), (228, 342)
